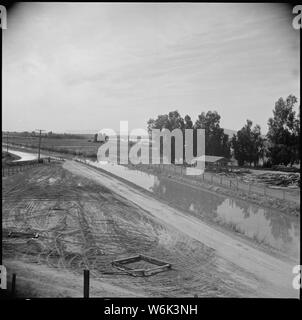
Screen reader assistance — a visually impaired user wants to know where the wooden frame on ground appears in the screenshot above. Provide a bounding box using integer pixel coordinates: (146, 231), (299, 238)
(111, 254), (171, 277)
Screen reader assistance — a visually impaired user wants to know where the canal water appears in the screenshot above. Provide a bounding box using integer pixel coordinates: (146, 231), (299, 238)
(87, 160), (300, 258)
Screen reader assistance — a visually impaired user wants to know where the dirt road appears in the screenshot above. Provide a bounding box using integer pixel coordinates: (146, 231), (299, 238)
(64, 160), (299, 298)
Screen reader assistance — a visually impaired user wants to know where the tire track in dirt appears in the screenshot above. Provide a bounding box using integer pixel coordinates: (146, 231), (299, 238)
(64, 160), (299, 298)
(2, 161), (286, 297)
(2, 163), (252, 296)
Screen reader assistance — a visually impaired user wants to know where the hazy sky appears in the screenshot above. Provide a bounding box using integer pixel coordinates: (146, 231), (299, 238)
(3, 3), (300, 133)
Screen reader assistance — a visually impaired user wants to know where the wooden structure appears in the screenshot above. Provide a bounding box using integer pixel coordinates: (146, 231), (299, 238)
(112, 254), (171, 277)
(192, 155), (231, 171)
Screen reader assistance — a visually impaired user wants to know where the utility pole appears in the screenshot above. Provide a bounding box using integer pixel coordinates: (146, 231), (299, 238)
(35, 129), (45, 161)
(6, 132), (9, 153)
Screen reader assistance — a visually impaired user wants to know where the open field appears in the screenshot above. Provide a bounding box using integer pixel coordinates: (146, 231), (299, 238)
(4, 135), (99, 158)
(2, 160), (299, 297)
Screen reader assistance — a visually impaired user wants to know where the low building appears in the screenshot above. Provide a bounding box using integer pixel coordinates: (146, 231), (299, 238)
(191, 155), (231, 171)
(94, 132), (109, 143)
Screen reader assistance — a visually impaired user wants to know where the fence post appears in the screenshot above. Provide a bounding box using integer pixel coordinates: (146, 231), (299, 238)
(12, 273), (16, 298)
(283, 189), (285, 200)
(220, 176), (222, 184)
(249, 184), (251, 194)
(83, 269), (90, 298)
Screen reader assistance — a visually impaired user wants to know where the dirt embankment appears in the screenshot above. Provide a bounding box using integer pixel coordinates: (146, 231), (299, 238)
(2, 160), (299, 298)
(3, 163), (253, 298)
(6, 145), (299, 216)
(63, 160), (299, 298)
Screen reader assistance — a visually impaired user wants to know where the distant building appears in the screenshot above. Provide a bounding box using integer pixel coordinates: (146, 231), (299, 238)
(191, 155), (231, 171)
(94, 132), (109, 143)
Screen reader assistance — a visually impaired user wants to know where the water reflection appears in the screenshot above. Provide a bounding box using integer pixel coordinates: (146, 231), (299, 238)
(89, 161), (300, 258)
(152, 175), (300, 258)
(216, 199), (299, 256)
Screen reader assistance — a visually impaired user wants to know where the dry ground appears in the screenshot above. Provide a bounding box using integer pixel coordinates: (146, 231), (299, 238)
(64, 160), (299, 298)
(3, 162), (254, 298)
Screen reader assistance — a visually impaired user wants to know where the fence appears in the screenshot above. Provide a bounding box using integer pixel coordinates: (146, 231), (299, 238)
(147, 164), (299, 204)
(73, 158), (299, 204)
(1, 268), (200, 298)
(2, 157), (64, 177)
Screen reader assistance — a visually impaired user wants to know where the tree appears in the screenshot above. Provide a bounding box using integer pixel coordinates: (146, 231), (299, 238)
(267, 95), (300, 166)
(147, 111), (184, 131)
(194, 111), (230, 158)
(166, 111), (185, 130)
(251, 124), (265, 166)
(184, 115), (193, 129)
(147, 110), (232, 163)
(147, 110), (184, 163)
(294, 112), (300, 161)
(147, 118), (156, 133)
(231, 120), (264, 166)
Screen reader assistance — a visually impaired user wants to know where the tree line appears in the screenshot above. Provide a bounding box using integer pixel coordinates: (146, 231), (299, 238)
(3, 131), (88, 140)
(147, 94), (300, 167)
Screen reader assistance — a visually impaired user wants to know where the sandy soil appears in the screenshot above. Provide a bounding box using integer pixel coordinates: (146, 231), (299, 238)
(64, 160), (299, 298)
(2, 161), (299, 298)
(2, 163), (249, 297)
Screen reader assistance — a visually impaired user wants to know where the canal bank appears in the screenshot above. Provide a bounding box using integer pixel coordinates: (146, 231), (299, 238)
(3, 147), (300, 259)
(65, 159), (299, 298)
(78, 159), (299, 260)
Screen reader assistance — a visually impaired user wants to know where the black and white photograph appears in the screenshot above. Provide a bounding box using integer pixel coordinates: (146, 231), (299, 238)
(0, 2), (300, 305)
